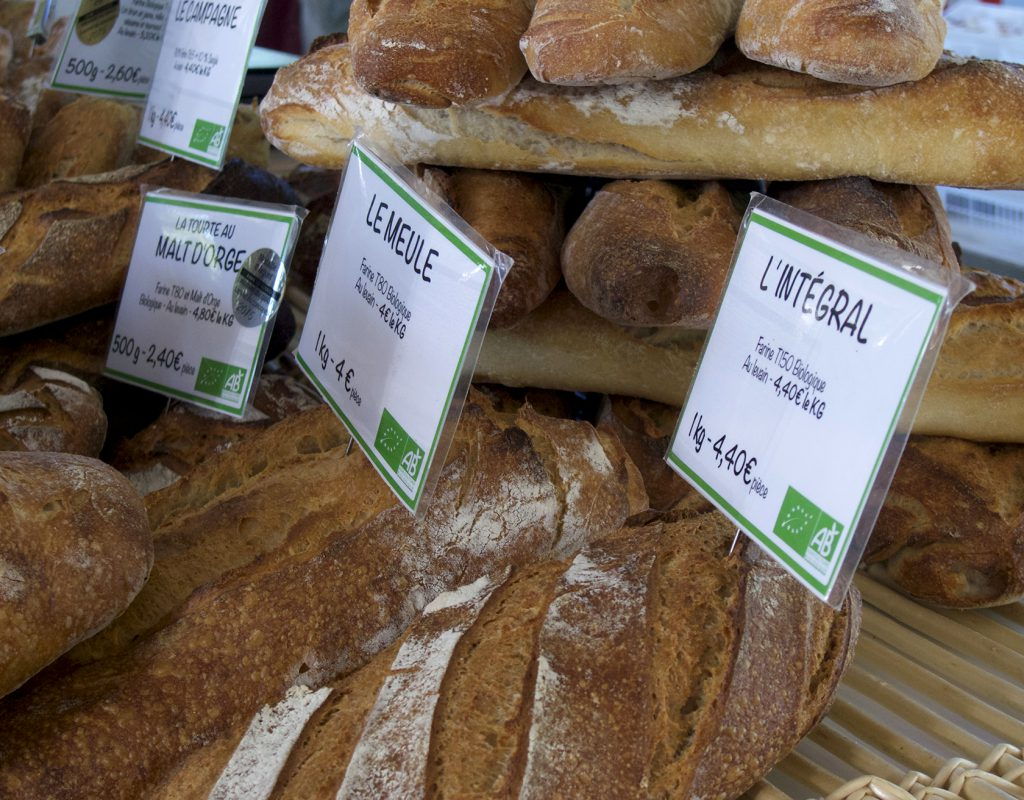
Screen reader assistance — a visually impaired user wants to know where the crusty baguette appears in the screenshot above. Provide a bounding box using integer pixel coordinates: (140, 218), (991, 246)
(0, 452), (151, 698)
(0, 93), (29, 192)
(865, 436), (1024, 608)
(150, 513), (858, 799)
(0, 366), (106, 456)
(447, 168), (566, 328)
(0, 396), (646, 800)
(476, 285), (1024, 443)
(260, 42), (1024, 188)
(18, 96), (139, 188)
(521, 0), (744, 85)
(563, 180), (741, 328)
(348, 0), (533, 107)
(0, 159), (215, 336)
(737, 0), (945, 87)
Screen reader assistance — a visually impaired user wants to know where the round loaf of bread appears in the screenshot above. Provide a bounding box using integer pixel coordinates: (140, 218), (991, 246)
(736, 0), (946, 86)
(562, 180), (740, 328)
(0, 452), (152, 698)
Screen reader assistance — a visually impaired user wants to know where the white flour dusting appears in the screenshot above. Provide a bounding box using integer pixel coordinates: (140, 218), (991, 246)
(209, 685), (333, 800)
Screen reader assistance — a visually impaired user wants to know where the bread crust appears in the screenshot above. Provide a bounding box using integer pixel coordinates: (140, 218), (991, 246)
(737, 0), (946, 87)
(448, 168), (565, 328)
(866, 436), (1024, 608)
(0, 93), (29, 192)
(521, 0), (744, 85)
(0, 159), (215, 336)
(260, 43), (1024, 188)
(348, 0), (533, 107)
(0, 366), (106, 456)
(563, 180), (740, 328)
(0, 452), (151, 698)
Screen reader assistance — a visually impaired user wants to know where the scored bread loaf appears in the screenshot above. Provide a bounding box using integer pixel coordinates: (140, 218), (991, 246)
(111, 372), (322, 495)
(521, 0), (744, 85)
(776, 178), (959, 274)
(260, 42), (1024, 187)
(563, 180), (741, 328)
(737, 0), (946, 87)
(0, 366), (106, 456)
(0, 93), (29, 192)
(598, 395), (708, 513)
(0, 452), (151, 698)
(348, 0), (533, 107)
(0, 159), (215, 336)
(153, 513), (859, 799)
(18, 96), (139, 188)
(865, 436), (1024, 608)
(476, 286), (1024, 443)
(64, 405), (389, 666)
(0, 395), (645, 799)
(447, 168), (566, 328)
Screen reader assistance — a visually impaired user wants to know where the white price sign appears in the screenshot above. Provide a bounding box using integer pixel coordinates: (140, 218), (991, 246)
(51, 0), (165, 100)
(104, 189), (300, 417)
(667, 197), (953, 604)
(138, 0), (267, 166)
(296, 143), (500, 513)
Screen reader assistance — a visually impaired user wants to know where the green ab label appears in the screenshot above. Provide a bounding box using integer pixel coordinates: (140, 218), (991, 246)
(190, 119), (226, 153)
(374, 408), (425, 492)
(195, 357), (246, 401)
(773, 487), (844, 575)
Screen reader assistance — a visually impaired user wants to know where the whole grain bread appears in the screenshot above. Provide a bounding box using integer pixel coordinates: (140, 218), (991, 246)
(111, 373), (322, 495)
(521, 0), (744, 85)
(348, 0), (534, 107)
(0, 452), (151, 698)
(0, 366), (106, 456)
(865, 436), (1024, 608)
(260, 42), (1024, 188)
(448, 168), (566, 328)
(0, 159), (215, 336)
(0, 395), (645, 798)
(18, 96), (140, 188)
(737, 0), (945, 87)
(154, 513), (859, 799)
(563, 180), (741, 328)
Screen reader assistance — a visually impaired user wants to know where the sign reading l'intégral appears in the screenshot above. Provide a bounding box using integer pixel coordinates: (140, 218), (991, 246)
(295, 142), (505, 514)
(51, 0), (164, 100)
(666, 194), (967, 606)
(104, 189), (302, 416)
(137, 0), (269, 166)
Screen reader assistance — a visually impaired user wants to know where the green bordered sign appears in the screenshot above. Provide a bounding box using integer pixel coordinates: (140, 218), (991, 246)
(666, 195), (953, 605)
(296, 142), (499, 513)
(51, 0), (165, 100)
(137, 0), (269, 167)
(104, 189), (300, 417)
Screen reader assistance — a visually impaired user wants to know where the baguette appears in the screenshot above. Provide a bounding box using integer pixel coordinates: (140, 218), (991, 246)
(260, 42), (1024, 188)
(563, 180), (741, 328)
(0, 452), (151, 698)
(737, 0), (945, 87)
(476, 286), (1024, 443)
(521, 0), (744, 85)
(153, 513), (859, 799)
(347, 0), (533, 107)
(0, 159), (215, 336)
(865, 436), (1024, 608)
(0, 396), (644, 798)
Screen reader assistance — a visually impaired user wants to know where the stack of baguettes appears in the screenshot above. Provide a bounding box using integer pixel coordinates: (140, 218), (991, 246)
(260, 0), (1024, 618)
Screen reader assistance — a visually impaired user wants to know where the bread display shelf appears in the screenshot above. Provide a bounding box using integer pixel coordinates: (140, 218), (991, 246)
(746, 574), (1024, 799)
